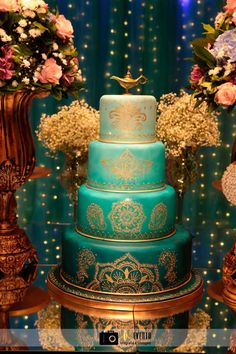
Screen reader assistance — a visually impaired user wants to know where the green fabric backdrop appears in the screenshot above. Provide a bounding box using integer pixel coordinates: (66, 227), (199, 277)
(16, 0), (236, 272)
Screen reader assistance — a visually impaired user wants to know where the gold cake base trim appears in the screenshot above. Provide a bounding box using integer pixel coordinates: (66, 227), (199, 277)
(75, 227), (176, 242)
(98, 138), (157, 144)
(47, 271), (203, 314)
(85, 183), (166, 193)
(60, 269), (192, 297)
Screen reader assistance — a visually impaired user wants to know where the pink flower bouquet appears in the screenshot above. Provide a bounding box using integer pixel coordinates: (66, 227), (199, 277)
(0, 0), (83, 99)
(190, 0), (236, 111)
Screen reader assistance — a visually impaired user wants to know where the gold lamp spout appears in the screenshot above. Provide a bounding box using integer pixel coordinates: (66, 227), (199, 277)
(111, 70), (148, 94)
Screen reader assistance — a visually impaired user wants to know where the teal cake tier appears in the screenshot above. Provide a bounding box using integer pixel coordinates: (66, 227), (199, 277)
(87, 140), (165, 191)
(99, 95), (157, 143)
(61, 225), (192, 294)
(77, 184), (176, 240)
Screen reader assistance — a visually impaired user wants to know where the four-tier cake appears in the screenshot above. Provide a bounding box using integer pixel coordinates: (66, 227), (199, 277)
(48, 93), (203, 310)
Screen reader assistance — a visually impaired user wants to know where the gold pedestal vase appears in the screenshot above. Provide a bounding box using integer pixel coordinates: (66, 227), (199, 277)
(0, 91), (46, 275)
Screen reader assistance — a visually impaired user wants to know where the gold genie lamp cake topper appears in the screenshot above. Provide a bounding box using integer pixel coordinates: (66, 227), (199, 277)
(111, 70), (148, 94)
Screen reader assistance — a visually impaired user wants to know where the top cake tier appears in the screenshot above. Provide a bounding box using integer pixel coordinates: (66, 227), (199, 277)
(99, 95), (157, 143)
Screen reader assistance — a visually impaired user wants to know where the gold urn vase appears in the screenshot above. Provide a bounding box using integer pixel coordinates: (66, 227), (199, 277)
(0, 91), (43, 275)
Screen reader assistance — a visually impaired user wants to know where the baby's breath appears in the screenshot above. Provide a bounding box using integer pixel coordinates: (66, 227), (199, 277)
(156, 91), (220, 158)
(37, 99), (99, 159)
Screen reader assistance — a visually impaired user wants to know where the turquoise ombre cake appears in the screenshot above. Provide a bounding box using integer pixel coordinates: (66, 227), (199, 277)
(48, 93), (203, 308)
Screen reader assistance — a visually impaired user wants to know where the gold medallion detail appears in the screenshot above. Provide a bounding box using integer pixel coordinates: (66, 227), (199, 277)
(109, 103), (147, 131)
(108, 199), (146, 234)
(87, 253), (162, 294)
(149, 203), (168, 230)
(86, 204), (106, 231)
(101, 149), (152, 182)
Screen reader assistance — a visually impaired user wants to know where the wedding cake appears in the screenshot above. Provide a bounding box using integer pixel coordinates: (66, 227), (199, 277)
(48, 93), (203, 309)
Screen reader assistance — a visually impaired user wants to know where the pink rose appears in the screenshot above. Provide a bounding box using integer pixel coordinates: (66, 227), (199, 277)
(190, 64), (203, 83)
(54, 14), (74, 40)
(0, 58), (14, 80)
(224, 0), (236, 14)
(35, 58), (62, 84)
(215, 82), (236, 106)
(0, 0), (19, 12)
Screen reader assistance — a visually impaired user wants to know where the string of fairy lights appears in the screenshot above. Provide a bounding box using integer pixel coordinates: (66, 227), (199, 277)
(11, 0), (235, 346)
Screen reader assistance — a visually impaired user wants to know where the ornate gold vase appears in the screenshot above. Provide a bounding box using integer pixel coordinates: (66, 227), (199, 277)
(0, 91), (41, 275)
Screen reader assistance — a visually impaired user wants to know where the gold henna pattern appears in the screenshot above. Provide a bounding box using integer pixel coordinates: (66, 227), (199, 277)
(159, 251), (177, 284)
(109, 103), (147, 131)
(108, 200), (146, 234)
(149, 203), (168, 230)
(101, 149), (152, 182)
(87, 253), (163, 294)
(86, 203), (106, 231)
(77, 249), (96, 285)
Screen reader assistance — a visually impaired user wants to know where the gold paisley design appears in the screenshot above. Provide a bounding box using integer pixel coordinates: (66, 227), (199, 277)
(109, 103), (147, 131)
(108, 199), (146, 234)
(149, 203), (168, 230)
(159, 251), (177, 284)
(87, 253), (163, 294)
(86, 204), (106, 231)
(101, 149), (152, 182)
(77, 249), (96, 285)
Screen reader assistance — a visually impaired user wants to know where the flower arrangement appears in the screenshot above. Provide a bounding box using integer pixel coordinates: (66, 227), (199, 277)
(0, 0), (83, 99)
(190, 0), (236, 111)
(37, 99), (99, 220)
(156, 91), (220, 195)
(37, 99), (99, 159)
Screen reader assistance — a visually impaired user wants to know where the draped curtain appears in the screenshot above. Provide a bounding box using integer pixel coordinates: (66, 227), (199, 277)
(16, 0), (235, 271)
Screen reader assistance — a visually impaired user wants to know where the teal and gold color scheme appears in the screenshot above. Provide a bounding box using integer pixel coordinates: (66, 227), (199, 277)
(78, 184), (175, 240)
(99, 95), (157, 143)
(48, 92), (203, 309)
(87, 141), (165, 191)
(61, 225), (191, 294)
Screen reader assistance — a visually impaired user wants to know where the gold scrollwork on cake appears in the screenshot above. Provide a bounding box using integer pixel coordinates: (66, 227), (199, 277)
(86, 204), (106, 231)
(87, 253), (163, 294)
(101, 149), (152, 182)
(158, 250), (177, 284)
(77, 249), (96, 285)
(149, 203), (168, 230)
(109, 103), (147, 131)
(108, 199), (146, 234)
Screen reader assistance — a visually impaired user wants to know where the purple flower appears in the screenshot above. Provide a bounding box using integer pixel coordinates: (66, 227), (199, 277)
(190, 64), (203, 83)
(211, 28), (236, 62)
(230, 72), (236, 84)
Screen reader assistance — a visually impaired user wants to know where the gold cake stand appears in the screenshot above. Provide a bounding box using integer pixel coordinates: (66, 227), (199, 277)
(47, 268), (203, 315)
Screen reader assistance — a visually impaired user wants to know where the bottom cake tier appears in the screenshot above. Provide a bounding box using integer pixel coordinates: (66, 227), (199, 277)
(60, 225), (192, 295)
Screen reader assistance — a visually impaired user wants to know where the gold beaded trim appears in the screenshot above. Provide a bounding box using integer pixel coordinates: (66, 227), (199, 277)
(60, 269), (193, 297)
(75, 226), (176, 242)
(85, 183), (166, 193)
